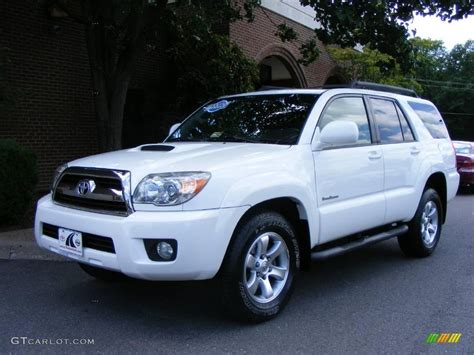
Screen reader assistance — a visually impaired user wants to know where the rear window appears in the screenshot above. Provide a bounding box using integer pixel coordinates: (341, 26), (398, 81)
(407, 101), (449, 139)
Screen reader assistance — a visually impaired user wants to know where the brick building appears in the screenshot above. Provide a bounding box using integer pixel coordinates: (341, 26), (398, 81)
(232, 0), (345, 88)
(1, 0), (344, 190)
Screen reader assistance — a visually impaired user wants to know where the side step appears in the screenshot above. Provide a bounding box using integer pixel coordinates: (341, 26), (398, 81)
(311, 224), (409, 261)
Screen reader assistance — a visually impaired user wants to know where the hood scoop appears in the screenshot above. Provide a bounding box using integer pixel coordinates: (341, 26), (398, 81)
(140, 144), (175, 152)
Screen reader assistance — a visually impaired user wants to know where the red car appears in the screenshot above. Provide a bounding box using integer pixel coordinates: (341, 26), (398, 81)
(453, 141), (474, 192)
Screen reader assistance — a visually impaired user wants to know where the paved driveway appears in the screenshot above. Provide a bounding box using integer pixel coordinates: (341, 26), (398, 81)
(0, 194), (473, 354)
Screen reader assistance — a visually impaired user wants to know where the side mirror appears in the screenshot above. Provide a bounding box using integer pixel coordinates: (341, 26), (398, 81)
(312, 120), (359, 150)
(169, 123), (181, 137)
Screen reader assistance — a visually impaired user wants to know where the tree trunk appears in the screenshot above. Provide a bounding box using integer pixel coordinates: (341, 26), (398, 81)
(82, 0), (145, 152)
(93, 81), (128, 152)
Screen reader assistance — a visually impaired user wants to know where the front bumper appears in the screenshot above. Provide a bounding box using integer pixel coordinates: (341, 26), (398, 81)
(35, 195), (248, 280)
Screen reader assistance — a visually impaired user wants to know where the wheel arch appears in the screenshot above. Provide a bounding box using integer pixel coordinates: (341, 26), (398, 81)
(219, 197), (312, 275)
(425, 172), (447, 223)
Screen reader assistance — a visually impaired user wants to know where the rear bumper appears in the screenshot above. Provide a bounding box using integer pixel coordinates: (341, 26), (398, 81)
(35, 195), (248, 281)
(446, 169), (460, 200)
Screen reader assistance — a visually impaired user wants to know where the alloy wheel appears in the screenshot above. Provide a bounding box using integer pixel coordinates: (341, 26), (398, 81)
(243, 232), (290, 304)
(420, 200), (439, 246)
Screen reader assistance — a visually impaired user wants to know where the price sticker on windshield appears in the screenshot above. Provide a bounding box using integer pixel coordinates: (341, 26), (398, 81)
(204, 100), (230, 113)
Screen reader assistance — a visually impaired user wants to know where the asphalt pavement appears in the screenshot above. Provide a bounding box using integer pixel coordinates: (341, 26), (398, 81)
(0, 194), (473, 354)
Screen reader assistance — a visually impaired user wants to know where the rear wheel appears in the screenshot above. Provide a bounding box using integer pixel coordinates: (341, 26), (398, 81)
(398, 188), (443, 257)
(78, 263), (126, 282)
(221, 211), (300, 322)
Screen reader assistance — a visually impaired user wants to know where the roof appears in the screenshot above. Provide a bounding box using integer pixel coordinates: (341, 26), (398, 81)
(226, 81), (420, 99)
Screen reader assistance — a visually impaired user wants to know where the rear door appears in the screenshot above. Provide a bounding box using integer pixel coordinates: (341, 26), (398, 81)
(367, 96), (423, 223)
(313, 95), (385, 244)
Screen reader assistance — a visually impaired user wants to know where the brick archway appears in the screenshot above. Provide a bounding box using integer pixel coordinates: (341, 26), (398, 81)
(256, 45), (308, 88)
(323, 68), (348, 85)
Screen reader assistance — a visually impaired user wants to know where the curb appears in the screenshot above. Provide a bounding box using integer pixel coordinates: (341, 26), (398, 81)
(0, 228), (69, 262)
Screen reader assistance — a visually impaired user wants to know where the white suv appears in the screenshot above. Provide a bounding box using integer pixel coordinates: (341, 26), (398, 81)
(35, 83), (459, 322)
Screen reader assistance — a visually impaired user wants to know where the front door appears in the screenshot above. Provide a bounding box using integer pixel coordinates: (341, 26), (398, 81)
(313, 95), (385, 244)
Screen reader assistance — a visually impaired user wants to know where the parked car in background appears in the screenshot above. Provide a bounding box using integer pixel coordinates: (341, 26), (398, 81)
(453, 141), (474, 192)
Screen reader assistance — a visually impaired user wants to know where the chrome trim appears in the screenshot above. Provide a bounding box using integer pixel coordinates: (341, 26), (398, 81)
(52, 167), (134, 217)
(116, 170), (134, 215)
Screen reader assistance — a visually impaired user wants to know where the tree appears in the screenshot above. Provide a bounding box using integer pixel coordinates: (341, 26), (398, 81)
(416, 40), (474, 140)
(47, 0), (162, 151)
(328, 38), (474, 140)
(327, 46), (422, 91)
(445, 40), (474, 79)
(300, 1), (473, 72)
(47, 0), (259, 151)
(166, 2), (259, 108)
(409, 37), (447, 81)
(47, 0), (473, 151)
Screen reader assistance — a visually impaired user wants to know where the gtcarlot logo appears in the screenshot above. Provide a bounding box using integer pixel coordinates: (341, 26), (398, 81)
(11, 337), (95, 346)
(426, 333), (462, 344)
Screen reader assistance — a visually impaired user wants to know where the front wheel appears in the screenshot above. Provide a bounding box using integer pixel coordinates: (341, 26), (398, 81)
(221, 211), (300, 322)
(398, 188), (443, 257)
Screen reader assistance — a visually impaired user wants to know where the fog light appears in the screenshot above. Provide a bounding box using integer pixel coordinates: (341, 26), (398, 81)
(144, 239), (177, 261)
(156, 241), (174, 260)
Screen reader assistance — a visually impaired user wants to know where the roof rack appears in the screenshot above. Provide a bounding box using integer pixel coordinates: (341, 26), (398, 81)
(256, 81), (419, 98)
(257, 85), (289, 91)
(316, 81), (419, 97)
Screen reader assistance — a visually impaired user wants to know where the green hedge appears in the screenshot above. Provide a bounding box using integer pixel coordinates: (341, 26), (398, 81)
(0, 139), (38, 225)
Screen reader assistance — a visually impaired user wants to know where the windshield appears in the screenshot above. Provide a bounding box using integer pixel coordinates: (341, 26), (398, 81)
(166, 94), (319, 145)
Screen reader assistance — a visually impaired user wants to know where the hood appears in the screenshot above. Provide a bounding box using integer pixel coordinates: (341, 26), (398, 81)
(69, 142), (291, 187)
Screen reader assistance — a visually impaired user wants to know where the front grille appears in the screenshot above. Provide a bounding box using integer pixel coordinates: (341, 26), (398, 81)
(42, 223), (116, 254)
(54, 193), (128, 213)
(52, 167), (132, 216)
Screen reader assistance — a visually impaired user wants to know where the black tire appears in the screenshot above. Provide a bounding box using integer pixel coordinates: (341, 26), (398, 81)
(220, 210), (300, 322)
(78, 263), (126, 282)
(398, 188), (443, 258)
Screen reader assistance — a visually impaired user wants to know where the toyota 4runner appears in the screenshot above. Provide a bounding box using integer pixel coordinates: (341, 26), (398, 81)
(35, 82), (459, 322)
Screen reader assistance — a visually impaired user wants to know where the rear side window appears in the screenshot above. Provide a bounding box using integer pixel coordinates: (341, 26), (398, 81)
(370, 98), (403, 143)
(318, 96), (372, 145)
(408, 101), (449, 139)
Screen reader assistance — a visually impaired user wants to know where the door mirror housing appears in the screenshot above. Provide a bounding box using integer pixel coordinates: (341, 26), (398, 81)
(169, 123), (181, 137)
(312, 120), (359, 150)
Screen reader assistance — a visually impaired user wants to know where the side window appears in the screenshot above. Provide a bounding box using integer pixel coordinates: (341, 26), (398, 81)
(407, 101), (449, 139)
(370, 98), (404, 143)
(318, 97), (371, 145)
(395, 105), (415, 141)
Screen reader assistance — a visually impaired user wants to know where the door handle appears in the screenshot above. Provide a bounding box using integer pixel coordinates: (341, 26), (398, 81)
(410, 147), (421, 155)
(368, 151), (382, 160)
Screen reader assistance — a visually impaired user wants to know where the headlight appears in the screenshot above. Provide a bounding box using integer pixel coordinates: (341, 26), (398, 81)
(51, 163), (68, 191)
(133, 172), (211, 206)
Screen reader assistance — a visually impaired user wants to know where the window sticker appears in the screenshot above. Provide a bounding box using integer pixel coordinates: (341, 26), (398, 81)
(204, 100), (230, 113)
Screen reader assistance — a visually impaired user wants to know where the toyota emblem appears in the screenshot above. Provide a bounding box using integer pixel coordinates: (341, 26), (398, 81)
(76, 179), (96, 196)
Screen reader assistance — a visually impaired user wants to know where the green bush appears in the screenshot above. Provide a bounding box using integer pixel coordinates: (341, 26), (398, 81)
(0, 139), (38, 225)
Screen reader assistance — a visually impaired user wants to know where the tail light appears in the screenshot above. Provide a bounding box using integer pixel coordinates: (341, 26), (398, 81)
(451, 141), (458, 169)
